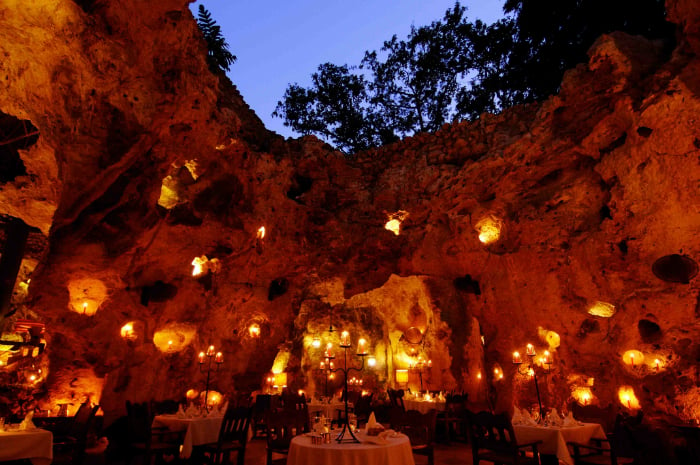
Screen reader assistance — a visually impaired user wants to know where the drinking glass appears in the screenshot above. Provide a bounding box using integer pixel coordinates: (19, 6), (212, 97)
(349, 414), (357, 432)
(0, 417), (4, 431)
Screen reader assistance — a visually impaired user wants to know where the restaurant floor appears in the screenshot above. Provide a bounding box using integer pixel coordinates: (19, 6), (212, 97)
(243, 437), (473, 465)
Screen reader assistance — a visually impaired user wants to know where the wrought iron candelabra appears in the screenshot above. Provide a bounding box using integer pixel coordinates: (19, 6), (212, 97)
(408, 356), (432, 392)
(513, 343), (552, 422)
(198, 345), (223, 411)
(326, 332), (369, 443)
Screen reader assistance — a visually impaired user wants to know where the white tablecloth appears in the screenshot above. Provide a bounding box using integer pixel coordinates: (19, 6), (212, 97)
(0, 428), (53, 465)
(288, 431), (415, 465)
(403, 399), (446, 414)
(153, 414), (223, 458)
(308, 402), (350, 420)
(514, 422), (606, 465)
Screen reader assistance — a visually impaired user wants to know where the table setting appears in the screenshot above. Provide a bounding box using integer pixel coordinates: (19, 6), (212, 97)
(152, 402), (227, 458)
(0, 412), (53, 465)
(403, 391), (446, 414)
(512, 407), (606, 465)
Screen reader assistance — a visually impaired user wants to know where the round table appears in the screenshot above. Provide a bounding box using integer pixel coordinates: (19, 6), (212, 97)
(152, 414), (223, 458)
(308, 401), (350, 422)
(403, 399), (445, 414)
(287, 430), (415, 465)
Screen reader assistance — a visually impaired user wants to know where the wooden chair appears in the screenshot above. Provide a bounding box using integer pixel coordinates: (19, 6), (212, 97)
(353, 393), (373, 427)
(390, 408), (438, 465)
(251, 394), (272, 438)
(388, 389), (405, 411)
(201, 406), (252, 465)
(125, 401), (182, 465)
(437, 393), (467, 444)
(569, 413), (642, 465)
(467, 410), (541, 465)
(53, 402), (100, 465)
(265, 409), (310, 465)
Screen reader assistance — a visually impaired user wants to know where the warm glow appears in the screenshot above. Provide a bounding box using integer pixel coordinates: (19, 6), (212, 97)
(248, 323), (261, 338)
(618, 386), (641, 409)
(68, 278), (107, 316)
(153, 324), (195, 353)
(201, 390), (223, 407)
(120, 322), (136, 340)
(312, 335), (321, 348)
(572, 386), (594, 406)
(588, 301), (616, 318)
(298, 390), (305, 397)
(476, 214), (503, 245)
(623, 350), (644, 367)
(340, 331), (350, 346)
(257, 226), (266, 239)
(477, 371), (482, 380)
(368, 356), (376, 367)
(186, 389), (199, 400)
(192, 256), (207, 277)
(396, 369), (409, 384)
(384, 210), (409, 236)
(273, 372), (288, 388)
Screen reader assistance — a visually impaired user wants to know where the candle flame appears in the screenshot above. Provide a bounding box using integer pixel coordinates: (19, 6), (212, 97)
(384, 210), (409, 236)
(257, 226), (266, 239)
(191, 256), (207, 277)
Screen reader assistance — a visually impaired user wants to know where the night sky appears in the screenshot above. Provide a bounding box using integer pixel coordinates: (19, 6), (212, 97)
(191, 1), (505, 138)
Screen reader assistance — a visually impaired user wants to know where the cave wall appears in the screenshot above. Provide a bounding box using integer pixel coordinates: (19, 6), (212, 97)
(0, 0), (699, 429)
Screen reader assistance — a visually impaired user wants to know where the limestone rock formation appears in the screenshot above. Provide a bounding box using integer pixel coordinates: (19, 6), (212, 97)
(0, 2), (698, 450)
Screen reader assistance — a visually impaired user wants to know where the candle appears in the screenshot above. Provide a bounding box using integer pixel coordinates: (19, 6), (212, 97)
(654, 359), (660, 370)
(82, 302), (88, 314)
(340, 331), (350, 346)
(526, 343), (535, 356)
(477, 371), (482, 380)
(630, 353), (635, 366)
(357, 338), (367, 354)
(513, 351), (522, 364)
(215, 352), (223, 363)
(198, 352), (205, 364)
(206, 345), (215, 357)
(168, 340), (173, 350)
(543, 350), (551, 364)
(320, 361), (325, 369)
(427, 359), (432, 367)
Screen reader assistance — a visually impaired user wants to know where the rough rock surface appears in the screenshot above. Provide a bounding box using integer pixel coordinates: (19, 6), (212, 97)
(0, 1), (699, 445)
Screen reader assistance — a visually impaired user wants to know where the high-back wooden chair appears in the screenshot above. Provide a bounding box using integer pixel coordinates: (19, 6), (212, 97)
(201, 406), (252, 465)
(125, 401), (182, 465)
(53, 402), (100, 465)
(265, 409), (310, 465)
(390, 408), (438, 465)
(467, 410), (541, 465)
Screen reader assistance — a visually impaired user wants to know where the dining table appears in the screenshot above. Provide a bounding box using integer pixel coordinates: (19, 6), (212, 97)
(152, 413), (223, 458)
(287, 430), (415, 465)
(0, 426), (53, 465)
(308, 400), (351, 423)
(513, 422), (606, 465)
(403, 399), (446, 414)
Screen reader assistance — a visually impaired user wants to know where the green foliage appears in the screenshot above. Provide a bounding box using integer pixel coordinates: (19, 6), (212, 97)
(197, 5), (236, 73)
(274, 0), (674, 154)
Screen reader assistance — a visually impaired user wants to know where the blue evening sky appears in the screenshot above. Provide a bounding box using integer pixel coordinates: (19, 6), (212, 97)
(190, 1), (505, 138)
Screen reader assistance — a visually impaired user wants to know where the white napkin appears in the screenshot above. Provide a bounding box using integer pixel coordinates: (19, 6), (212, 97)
(366, 412), (383, 430)
(512, 408), (524, 425)
(563, 411), (579, 427)
(546, 409), (563, 427)
(185, 404), (198, 418)
(19, 411), (35, 430)
(518, 408), (538, 426)
(176, 404), (186, 418)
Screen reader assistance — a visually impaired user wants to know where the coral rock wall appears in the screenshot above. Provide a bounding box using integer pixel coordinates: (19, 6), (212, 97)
(0, 0), (699, 432)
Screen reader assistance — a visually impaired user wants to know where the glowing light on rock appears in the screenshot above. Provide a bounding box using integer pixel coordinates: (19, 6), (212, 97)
(201, 390), (223, 407)
(623, 350), (644, 367)
(191, 256), (207, 276)
(385, 210), (409, 236)
(248, 323), (261, 338)
(184, 159), (200, 180)
(475, 214), (503, 245)
(618, 386), (640, 409)
(588, 301), (616, 318)
(153, 324), (195, 353)
(257, 226), (266, 239)
(311, 335), (321, 348)
(120, 322), (136, 340)
(572, 386), (594, 406)
(271, 349), (290, 374)
(68, 278), (107, 316)
(368, 356), (376, 367)
(186, 389), (199, 401)
(157, 175), (180, 209)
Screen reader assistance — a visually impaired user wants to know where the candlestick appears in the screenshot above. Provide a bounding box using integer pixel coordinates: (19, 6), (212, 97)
(206, 345), (215, 357)
(357, 338), (367, 355)
(513, 351), (522, 364)
(215, 352), (223, 363)
(198, 352), (205, 364)
(526, 343), (535, 356)
(340, 331), (351, 347)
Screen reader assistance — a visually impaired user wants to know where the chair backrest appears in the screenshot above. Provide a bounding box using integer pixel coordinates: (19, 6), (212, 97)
(125, 401), (153, 443)
(70, 403), (98, 438)
(266, 409), (309, 452)
(571, 403), (617, 433)
(354, 394), (373, 417)
(390, 408), (437, 447)
(467, 411), (519, 458)
(388, 389), (405, 410)
(218, 406), (252, 446)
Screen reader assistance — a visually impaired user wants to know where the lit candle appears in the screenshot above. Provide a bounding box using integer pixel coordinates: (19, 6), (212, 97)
(526, 343), (535, 356)
(198, 352), (205, 364)
(654, 359), (660, 370)
(168, 340), (173, 350)
(427, 359), (432, 367)
(320, 361), (325, 369)
(544, 350), (551, 364)
(357, 338), (367, 354)
(513, 351), (522, 364)
(477, 371), (482, 380)
(215, 352), (223, 363)
(206, 345), (215, 357)
(630, 353), (635, 366)
(340, 331), (350, 346)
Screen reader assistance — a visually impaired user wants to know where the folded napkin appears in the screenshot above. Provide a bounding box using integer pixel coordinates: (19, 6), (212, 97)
(19, 411), (35, 430)
(513, 408), (538, 426)
(185, 404), (199, 418)
(366, 412), (383, 430)
(562, 411), (579, 427)
(176, 404), (186, 418)
(546, 408), (563, 427)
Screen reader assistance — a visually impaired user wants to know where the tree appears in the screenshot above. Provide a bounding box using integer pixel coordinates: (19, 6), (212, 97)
(274, 1), (673, 154)
(197, 5), (236, 73)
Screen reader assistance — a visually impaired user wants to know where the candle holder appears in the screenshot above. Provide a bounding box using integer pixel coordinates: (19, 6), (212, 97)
(198, 345), (223, 411)
(512, 343), (553, 422)
(327, 332), (369, 443)
(408, 356), (432, 392)
(316, 348), (336, 398)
